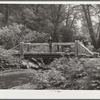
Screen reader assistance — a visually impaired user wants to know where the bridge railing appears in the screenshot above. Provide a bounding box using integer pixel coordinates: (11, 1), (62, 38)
(19, 42), (75, 59)
(20, 42), (75, 52)
(19, 40), (94, 59)
(75, 40), (94, 57)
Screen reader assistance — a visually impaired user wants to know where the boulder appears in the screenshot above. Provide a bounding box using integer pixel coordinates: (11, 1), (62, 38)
(21, 58), (41, 69)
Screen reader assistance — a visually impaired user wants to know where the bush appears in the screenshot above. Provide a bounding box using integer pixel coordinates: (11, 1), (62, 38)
(58, 26), (74, 42)
(0, 23), (25, 49)
(0, 46), (20, 70)
(0, 23), (50, 50)
(23, 30), (50, 43)
(30, 57), (100, 90)
(31, 68), (66, 89)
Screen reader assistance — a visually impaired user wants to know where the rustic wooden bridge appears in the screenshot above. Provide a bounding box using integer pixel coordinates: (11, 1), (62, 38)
(13, 40), (97, 59)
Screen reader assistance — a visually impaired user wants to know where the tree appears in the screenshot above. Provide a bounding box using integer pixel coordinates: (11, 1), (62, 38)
(35, 4), (67, 42)
(35, 4), (78, 42)
(0, 4), (79, 44)
(0, 4), (26, 27)
(82, 5), (97, 49)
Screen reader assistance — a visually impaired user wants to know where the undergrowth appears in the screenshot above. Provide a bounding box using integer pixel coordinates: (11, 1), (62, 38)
(30, 57), (100, 90)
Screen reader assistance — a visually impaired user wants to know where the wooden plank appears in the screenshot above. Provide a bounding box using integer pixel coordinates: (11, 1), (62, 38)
(30, 43), (49, 46)
(52, 42), (75, 46)
(14, 52), (75, 58)
(24, 53), (74, 58)
(23, 42), (75, 46)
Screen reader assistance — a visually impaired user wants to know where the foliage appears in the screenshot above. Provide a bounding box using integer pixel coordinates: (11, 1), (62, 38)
(58, 26), (75, 42)
(0, 23), (50, 49)
(82, 4), (100, 49)
(0, 46), (20, 70)
(0, 4), (78, 43)
(1, 4), (100, 47)
(29, 57), (100, 90)
(0, 56), (100, 90)
(23, 30), (50, 43)
(0, 23), (25, 49)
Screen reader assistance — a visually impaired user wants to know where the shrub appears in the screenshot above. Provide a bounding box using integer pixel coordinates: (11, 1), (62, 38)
(42, 57), (100, 90)
(23, 30), (50, 43)
(0, 23), (50, 50)
(31, 68), (66, 89)
(58, 26), (74, 42)
(0, 46), (20, 69)
(0, 23), (25, 49)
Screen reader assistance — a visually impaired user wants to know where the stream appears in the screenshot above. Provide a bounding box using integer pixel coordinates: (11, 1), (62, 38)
(0, 69), (34, 89)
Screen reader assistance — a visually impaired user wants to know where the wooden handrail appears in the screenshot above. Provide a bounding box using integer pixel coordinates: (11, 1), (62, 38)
(52, 42), (75, 45)
(21, 42), (75, 46)
(78, 41), (94, 56)
(75, 40), (94, 57)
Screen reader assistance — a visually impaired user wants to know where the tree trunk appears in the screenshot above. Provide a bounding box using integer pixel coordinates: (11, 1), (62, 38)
(82, 5), (97, 49)
(51, 5), (62, 42)
(52, 28), (58, 42)
(3, 5), (9, 26)
(97, 32), (100, 48)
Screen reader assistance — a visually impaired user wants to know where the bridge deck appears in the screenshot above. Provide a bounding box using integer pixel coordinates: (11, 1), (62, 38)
(14, 52), (75, 58)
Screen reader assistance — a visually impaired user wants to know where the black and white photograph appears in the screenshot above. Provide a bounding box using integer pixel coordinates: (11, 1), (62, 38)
(0, 1), (100, 92)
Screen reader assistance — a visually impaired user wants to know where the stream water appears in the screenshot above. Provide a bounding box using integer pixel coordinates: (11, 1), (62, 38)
(0, 70), (33, 89)
(0, 57), (52, 89)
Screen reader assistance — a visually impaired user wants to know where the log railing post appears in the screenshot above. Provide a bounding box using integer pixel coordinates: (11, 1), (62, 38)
(59, 35), (63, 52)
(26, 43), (31, 52)
(75, 40), (79, 57)
(20, 42), (24, 59)
(48, 37), (52, 53)
(49, 41), (52, 53)
(59, 44), (62, 52)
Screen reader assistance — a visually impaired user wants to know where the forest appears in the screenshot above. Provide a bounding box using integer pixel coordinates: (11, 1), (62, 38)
(0, 4), (100, 89)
